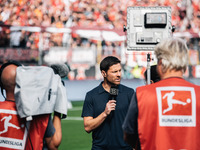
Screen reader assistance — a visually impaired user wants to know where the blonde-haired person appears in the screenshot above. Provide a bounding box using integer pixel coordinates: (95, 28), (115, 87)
(155, 37), (188, 77)
(123, 38), (200, 150)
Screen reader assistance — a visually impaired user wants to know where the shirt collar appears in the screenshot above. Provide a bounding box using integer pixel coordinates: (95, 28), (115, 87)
(98, 81), (122, 94)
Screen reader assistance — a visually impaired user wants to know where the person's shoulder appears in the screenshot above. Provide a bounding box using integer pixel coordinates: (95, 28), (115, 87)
(86, 84), (101, 95)
(120, 84), (133, 89)
(136, 82), (158, 92)
(119, 84), (134, 92)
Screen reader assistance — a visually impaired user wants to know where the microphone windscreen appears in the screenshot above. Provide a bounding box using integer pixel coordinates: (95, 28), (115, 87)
(110, 86), (118, 96)
(50, 64), (70, 78)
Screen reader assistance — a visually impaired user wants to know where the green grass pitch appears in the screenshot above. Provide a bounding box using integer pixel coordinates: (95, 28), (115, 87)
(59, 101), (92, 150)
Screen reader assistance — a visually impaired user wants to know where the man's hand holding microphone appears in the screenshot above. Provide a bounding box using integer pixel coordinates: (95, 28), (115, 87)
(104, 100), (116, 116)
(104, 85), (118, 117)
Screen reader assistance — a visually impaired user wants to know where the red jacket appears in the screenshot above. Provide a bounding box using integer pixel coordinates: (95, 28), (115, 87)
(0, 100), (49, 150)
(136, 78), (200, 150)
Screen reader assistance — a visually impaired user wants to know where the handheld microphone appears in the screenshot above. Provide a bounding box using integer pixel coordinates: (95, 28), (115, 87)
(50, 63), (70, 78)
(110, 85), (118, 100)
(108, 85), (118, 119)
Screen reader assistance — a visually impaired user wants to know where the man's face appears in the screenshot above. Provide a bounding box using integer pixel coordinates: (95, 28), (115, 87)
(103, 63), (121, 85)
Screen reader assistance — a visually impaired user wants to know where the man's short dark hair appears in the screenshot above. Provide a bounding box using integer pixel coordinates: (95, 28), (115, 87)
(100, 56), (121, 72)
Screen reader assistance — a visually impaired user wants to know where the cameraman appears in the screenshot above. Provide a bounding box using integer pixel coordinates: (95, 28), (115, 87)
(0, 62), (62, 150)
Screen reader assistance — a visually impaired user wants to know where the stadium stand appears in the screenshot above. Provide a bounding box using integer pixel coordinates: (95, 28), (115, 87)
(0, 0), (200, 79)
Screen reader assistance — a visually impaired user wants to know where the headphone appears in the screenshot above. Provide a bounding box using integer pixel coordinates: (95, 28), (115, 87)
(0, 60), (22, 98)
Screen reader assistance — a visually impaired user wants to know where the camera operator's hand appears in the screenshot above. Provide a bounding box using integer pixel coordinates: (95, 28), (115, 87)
(45, 112), (62, 150)
(104, 100), (116, 116)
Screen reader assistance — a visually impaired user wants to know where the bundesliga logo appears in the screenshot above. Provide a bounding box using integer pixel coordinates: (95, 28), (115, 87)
(156, 86), (196, 127)
(0, 110), (27, 149)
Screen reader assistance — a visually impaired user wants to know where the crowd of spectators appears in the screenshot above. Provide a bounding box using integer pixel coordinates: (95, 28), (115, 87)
(0, 0), (200, 54)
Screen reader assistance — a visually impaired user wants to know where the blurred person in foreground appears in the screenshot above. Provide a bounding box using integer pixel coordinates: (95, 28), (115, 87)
(82, 56), (134, 150)
(122, 37), (200, 150)
(144, 65), (160, 84)
(0, 61), (62, 150)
